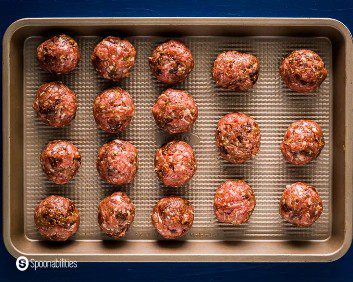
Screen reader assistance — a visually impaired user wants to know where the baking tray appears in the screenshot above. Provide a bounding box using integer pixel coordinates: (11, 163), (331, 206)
(3, 18), (353, 262)
(24, 35), (333, 241)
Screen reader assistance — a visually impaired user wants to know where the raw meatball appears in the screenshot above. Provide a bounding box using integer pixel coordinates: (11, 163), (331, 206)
(93, 87), (135, 133)
(149, 40), (194, 84)
(33, 81), (77, 128)
(151, 196), (194, 239)
(34, 195), (80, 241)
(152, 88), (198, 134)
(281, 120), (324, 165)
(154, 141), (196, 188)
(91, 36), (136, 81)
(40, 140), (81, 185)
(97, 139), (138, 185)
(98, 192), (135, 239)
(214, 180), (256, 225)
(280, 182), (323, 227)
(280, 49), (327, 93)
(37, 34), (80, 74)
(212, 50), (260, 91)
(216, 112), (261, 164)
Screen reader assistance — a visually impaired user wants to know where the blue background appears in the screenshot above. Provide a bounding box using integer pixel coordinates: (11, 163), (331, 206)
(1, 0), (353, 281)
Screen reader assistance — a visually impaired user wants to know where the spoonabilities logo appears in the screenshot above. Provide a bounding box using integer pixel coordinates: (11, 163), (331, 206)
(16, 256), (29, 271)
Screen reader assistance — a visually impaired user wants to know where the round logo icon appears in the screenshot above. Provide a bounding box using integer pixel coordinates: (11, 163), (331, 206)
(16, 256), (29, 271)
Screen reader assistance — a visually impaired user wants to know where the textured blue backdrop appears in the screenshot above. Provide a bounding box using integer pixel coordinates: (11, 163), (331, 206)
(1, 0), (353, 281)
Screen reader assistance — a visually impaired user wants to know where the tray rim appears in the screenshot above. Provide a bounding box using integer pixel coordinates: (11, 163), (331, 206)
(2, 17), (353, 262)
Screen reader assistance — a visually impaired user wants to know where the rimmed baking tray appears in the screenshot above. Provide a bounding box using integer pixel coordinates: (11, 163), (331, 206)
(3, 18), (353, 262)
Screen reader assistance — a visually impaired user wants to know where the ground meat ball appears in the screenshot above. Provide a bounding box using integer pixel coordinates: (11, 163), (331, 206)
(93, 87), (135, 133)
(91, 36), (136, 81)
(98, 192), (135, 239)
(151, 196), (194, 239)
(212, 51), (260, 91)
(152, 88), (198, 134)
(149, 40), (194, 84)
(34, 195), (80, 241)
(280, 49), (327, 93)
(154, 141), (196, 188)
(214, 180), (256, 225)
(33, 81), (77, 128)
(97, 139), (138, 185)
(37, 34), (80, 74)
(216, 112), (261, 164)
(281, 120), (324, 165)
(280, 182), (323, 227)
(40, 140), (81, 185)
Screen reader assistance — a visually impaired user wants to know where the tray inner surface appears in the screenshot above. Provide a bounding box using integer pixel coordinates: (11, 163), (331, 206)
(24, 36), (332, 241)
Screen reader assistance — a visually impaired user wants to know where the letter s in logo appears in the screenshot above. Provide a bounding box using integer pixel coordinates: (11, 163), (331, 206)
(16, 256), (29, 271)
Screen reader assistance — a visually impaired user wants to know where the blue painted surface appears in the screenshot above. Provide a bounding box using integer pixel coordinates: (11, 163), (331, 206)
(1, 0), (353, 281)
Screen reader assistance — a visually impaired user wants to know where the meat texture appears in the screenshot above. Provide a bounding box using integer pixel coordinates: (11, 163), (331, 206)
(280, 182), (323, 227)
(149, 40), (194, 84)
(33, 81), (77, 128)
(97, 139), (138, 185)
(40, 140), (81, 185)
(37, 34), (80, 74)
(216, 112), (261, 164)
(214, 180), (256, 225)
(152, 88), (198, 134)
(281, 120), (324, 165)
(212, 50), (260, 91)
(280, 49), (327, 93)
(151, 196), (194, 239)
(34, 195), (80, 241)
(91, 36), (136, 81)
(98, 192), (135, 239)
(154, 141), (196, 188)
(93, 87), (135, 133)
